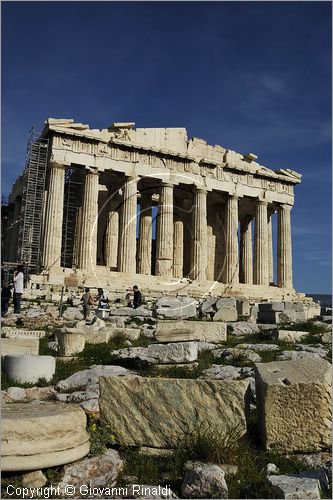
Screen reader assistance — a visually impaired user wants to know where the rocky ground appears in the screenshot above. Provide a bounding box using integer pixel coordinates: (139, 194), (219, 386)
(1, 295), (332, 499)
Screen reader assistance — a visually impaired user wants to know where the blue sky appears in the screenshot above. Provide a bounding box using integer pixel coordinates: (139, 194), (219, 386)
(2, 1), (332, 293)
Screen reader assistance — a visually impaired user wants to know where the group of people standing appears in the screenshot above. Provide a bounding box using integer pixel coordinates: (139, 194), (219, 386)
(1, 265), (25, 316)
(81, 285), (142, 320)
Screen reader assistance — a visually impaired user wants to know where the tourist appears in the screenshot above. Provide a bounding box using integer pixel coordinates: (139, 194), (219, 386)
(133, 285), (142, 309)
(1, 281), (12, 316)
(81, 287), (94, 320)
(97, 288), (109, 309)
(13, 265), (24, 314)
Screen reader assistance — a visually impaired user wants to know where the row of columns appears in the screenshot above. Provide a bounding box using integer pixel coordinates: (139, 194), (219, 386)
(41, 163), (293, 289)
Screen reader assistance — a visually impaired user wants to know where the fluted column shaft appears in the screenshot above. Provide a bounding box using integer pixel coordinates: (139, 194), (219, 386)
(223, 194), (239, 284)
(118, 176), (138, 274)
(10, 200), (21, 262)
(137, 193), (152, 275)
(173, 219), (184, 278)
(254, 200), (269, 285)
(77, 169), (99, 270)
(267, 214), (274, 284)
(105, 210), (119, 269)
(277, 204), (293, 288)
(191, 188), (207, 281)
(42, 163), (65, 269)
(240, 218), (253, 284)
(156, 183), (173, 277)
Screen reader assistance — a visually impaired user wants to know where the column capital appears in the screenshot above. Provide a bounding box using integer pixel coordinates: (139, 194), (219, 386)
(194, 186), (208, 194)
(48, 161), (67, 171)
(85, 166), (99, 175)
(279, 203), (293, 211)
(126, 174), (139, 182)
(257, 198), (269, 206)
(160, 181), (174, 188)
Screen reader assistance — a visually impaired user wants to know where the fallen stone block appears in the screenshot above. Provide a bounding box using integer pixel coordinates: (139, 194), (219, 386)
(267, 474), (321, 499)
(100, 377), (250, 447)
(213, 308), (238, 322)
(213, 347), (262, 363)
(200, 297), (218, 314)
(1, 338), (39, 356)
(2, 355), (56, 384)
(272, 330), (308, 343)
(112, 347), (158, 365)
(2, 401), (90, 471)
(255, 357), (332, 452)
(3, 328), (46, 339)
(109, 306), (152, 317)
(155, 320), (226, 343)
(228, 322), (260, 336)
(200, 365), (254, 380)
(22, 470), (47, 488)
(56, 365), (137, 392)
(147, 342), (198, 364)
(57, 449), (123, 489)
(62, 307), (84, 321)
(236, 299), (251, 317)
(236, 343), (279, 352)
(259, 302), (285, 312)
(155, 297), (197, 319)
(182, 461), (228, 498)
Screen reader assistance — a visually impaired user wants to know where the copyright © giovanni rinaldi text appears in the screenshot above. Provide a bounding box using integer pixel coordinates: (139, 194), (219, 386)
(6, 484), (172, 498)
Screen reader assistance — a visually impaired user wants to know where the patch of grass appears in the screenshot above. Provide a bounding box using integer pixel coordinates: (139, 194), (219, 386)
(39, 336), (56, 356)
(278, 321), (328, 336)
(119, 447), (184, 491)
(130, 335), (151, 348)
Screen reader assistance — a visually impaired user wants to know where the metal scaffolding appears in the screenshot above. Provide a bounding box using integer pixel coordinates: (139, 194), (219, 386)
(61, 166), (84, 269)
(17, 127), (49, 272)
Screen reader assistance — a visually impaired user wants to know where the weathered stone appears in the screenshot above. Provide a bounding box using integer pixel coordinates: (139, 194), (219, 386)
(236, 299), (251, 317)
(197, 342), (219, 353)
(297, 469), (330, 492)
(259, 302), (285, 312)
(182, 461), (228, 498)
(62, 307), (84, 320)
(267, 474), (321, 499)
(56, 331), (86, 356)
(6, 387), (27, 401)
(56, 390), (99, 404)
(56, 365), (137, 391)
(100, 376), (250, 447)
(200, 297), (218, 314)
(22, 470), (47, 488)
(213, 308), (238, 322)
(272, 330), (308, 343)
(200, 365), (254, 380)
(2, 355), (56, 384)
(213, 347), (262, 363)
(216, 297), (237, 310)
(3, 328), (46, 339)
(109, 306), (152, 317)
(228, 322), (260, 336)
(1, 338), (39, 356)
(255, 357), (332, 452)
(112, 347), (158, 365)
(155, 320), (226, 343)
(277, 351), (323, 361)
(2, 401), (90, 471)
(155, 297), (197, 319)
(236, 343), (280, 352)
(321, 330), (332, 344)
(147, 342), (198, 364)
(57, 449), (123, 489)
(296, 344), (329, 358)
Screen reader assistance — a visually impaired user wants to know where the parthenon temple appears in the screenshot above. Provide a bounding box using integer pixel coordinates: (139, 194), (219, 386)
(4, 118), (303, 300)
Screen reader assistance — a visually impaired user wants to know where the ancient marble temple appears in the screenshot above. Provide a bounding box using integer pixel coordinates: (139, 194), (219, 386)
(6, 118), (303, 300)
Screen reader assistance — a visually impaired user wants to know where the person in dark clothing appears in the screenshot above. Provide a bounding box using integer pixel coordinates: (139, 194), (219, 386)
(1, 282), (12, 316)
(132, 285), (142, 309)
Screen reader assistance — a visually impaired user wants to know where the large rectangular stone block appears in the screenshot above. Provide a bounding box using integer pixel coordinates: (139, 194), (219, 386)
(1, 338), (39, 356)
(155, 321), (226, 343)
(255, 358), (331, 452)
(100, 377), (250, 448)
(147, 342), (198, 364)
(259, 302), (285, 312)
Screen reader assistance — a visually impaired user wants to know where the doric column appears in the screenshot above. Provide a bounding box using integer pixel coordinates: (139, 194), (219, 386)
(42, 162), (65, 269)
(191, 187), (208, 281)
(105, 210), (119, 269)
(10, 200), (21, 262)
(267, 213), (274, 284)
(223, 194), (239, 284)
(254, 200), (269, 286)
(137, 192), (152, 275)
(206, 225), (215, 281)
(77, 168), (99, 270)
(277, 204), (293, 288)
(240, 218), (253, 284)
(118, 176), (138, 274)
(156, 182), (173, 277)
(173, 219), (184, 278)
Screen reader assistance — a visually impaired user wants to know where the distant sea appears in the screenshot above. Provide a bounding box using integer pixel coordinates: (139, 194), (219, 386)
(306, 294), (332, 307)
